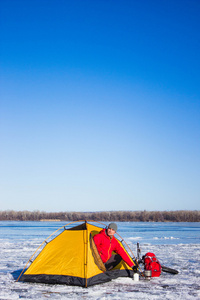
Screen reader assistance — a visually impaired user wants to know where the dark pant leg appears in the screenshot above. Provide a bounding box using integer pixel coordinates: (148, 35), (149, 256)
(105, 254), (122, 271)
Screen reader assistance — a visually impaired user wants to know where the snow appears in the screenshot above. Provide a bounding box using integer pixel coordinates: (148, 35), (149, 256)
(0, 222), (200, 299)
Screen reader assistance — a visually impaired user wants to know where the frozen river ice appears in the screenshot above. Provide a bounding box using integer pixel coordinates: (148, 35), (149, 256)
(0, 221), (199, 299)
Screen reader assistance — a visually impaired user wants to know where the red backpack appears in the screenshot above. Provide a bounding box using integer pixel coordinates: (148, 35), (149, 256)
(144, 252), (162, 277)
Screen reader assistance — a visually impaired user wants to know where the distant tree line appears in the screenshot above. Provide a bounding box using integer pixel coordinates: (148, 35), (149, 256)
(0, 210), (199, 222)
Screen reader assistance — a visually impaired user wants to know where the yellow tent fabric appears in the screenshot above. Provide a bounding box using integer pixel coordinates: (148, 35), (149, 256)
(20, 221), (133, 287)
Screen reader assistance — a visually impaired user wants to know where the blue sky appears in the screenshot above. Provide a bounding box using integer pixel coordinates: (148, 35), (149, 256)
(0, 0), (199, 212)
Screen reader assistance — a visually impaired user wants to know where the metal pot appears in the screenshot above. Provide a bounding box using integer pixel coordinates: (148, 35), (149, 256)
(144, 270), (152, 280)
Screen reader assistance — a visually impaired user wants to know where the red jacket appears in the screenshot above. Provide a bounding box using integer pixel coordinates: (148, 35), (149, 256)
(93, 229), (134, 268)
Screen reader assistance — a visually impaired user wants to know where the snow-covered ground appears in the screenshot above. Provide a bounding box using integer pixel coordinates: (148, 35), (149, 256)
(0, 221), (199, 299)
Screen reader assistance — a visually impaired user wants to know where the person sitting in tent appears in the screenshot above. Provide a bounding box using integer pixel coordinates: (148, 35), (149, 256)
(93, 222), (138, 272)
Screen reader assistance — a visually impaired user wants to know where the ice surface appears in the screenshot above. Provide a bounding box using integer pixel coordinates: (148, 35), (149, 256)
(0, 221), (200, 299)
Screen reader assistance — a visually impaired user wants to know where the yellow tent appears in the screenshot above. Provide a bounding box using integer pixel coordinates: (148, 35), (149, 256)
(18, 221), (133, 287)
